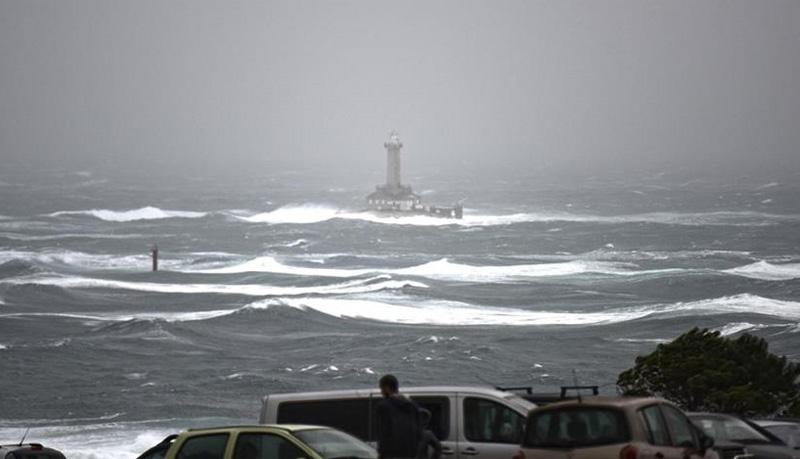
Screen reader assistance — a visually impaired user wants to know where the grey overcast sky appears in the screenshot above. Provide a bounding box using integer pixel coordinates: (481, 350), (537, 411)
(1, 0), (798, 177)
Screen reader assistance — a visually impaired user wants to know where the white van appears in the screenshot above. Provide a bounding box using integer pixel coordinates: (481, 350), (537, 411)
(259, 386), (535, 459)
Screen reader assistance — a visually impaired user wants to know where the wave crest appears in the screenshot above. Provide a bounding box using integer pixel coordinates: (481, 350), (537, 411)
(1, 274), (427, 297)
(233, 205), (800, 228)
(48, 206), (207, 222)
(722, 260), (800, 281)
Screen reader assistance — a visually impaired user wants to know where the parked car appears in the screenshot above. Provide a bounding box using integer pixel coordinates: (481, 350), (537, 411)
(136, 434), (178, 459)
(149, 424), (376, 459)
(0, 443), (66, 459)
(754, 420), (800, 450)
(515, 396), (720, 459)
(689, 413), (800, 459)
(259, 385), (534, 459)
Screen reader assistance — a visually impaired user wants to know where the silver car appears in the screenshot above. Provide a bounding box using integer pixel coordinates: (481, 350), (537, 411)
(260, 385), (535, 459)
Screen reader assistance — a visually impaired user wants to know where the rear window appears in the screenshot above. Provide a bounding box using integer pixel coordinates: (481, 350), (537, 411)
(278, 398), (371, 440)
(524, 407), (630, 448)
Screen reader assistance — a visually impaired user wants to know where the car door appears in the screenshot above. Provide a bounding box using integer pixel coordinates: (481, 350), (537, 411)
(410, 395), (458, 458)
(456, 394), (525, 459)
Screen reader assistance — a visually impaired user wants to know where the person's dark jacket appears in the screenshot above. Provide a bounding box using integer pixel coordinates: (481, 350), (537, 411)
(417, 429), (442, 459)
(377, 395), (421, 459)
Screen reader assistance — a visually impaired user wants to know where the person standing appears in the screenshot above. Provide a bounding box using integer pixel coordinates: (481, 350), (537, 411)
(377, 374), (421, 459)
(417, 408), (442, 459)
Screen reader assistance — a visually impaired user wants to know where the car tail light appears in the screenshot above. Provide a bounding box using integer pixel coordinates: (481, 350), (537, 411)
(512, 449), (526, 459)
(619, 444), (638, 459)
(30, 443), (43, 451)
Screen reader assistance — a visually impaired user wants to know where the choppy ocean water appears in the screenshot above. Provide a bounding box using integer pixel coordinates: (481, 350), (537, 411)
(1, 167), (799, 458)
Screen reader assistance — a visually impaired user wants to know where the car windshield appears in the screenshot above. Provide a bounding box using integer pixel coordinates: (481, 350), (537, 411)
(294, 428), (377, 459)
(763, 424), (800, 448)
(524, 407), (630, 448)
(692, 416), (772, 444)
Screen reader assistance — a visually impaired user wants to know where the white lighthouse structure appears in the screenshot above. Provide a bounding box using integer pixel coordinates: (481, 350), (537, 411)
(367, 131), (421, 211)
(384, 130), (403, 190)
(365, 131), (462, 218)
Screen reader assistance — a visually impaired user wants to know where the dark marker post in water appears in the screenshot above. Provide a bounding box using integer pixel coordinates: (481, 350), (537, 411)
(151, 244), (158, 272)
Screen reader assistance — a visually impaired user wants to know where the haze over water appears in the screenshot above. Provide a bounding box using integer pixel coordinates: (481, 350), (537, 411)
(2, 1), (800, 458)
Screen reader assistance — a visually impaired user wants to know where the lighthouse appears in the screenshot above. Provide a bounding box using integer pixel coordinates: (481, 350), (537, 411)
(365, 131), (463, 218)
(366, 131), (421, 211)
(384, 130), (403, 190)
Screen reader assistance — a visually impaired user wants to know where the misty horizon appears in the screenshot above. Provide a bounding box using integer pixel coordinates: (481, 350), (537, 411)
(1, 0), (799, 180)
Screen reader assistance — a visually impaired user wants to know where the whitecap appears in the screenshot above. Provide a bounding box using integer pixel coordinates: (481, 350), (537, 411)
(1, 274), (426, 297)
(241, 293), (800, 327)
(713, 322), (767, 336)
(235, 205), (799, 228)
(723, 261), (800, 281)
(236, 205), (340, 224)
(48, 206), (207, 222)
(190, 256), (686, 282)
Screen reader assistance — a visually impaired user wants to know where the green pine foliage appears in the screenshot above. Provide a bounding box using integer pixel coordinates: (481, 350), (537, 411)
(617, 328), (800, 416)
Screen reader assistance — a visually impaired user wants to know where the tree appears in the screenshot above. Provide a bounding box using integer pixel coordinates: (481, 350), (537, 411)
(617, 327), (800, 416)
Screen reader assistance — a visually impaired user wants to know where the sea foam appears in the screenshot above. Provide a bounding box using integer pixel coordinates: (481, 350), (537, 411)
(48, 206), (207, 222)
(234, 204), (800, 228)
(722, 260), (800, 281)
(1, 275), (426, 297)
(193, 256), (684, 282)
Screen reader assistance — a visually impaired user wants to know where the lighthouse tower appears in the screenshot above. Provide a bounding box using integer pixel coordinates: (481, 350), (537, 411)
(366, 131), (421, 211)
(384, 130), (403, 190)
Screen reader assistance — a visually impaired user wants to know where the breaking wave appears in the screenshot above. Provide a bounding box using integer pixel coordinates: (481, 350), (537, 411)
(48, 206), (207, 222)
(722, 261), (800, 281)
(235, 293), (800, 326)
(233, 204), (800, 227)
(2, 292), (796, 328)
(1, 275), (427, 297)
(191, 256), (683, 281)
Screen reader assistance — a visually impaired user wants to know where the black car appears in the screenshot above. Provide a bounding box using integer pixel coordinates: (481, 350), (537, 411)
(0, 443), (66, 459)
(690, 412), (800, 459)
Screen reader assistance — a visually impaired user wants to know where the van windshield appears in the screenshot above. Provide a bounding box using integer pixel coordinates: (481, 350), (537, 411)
(524, 407), (630, 448)
(294, 428), (377, 459)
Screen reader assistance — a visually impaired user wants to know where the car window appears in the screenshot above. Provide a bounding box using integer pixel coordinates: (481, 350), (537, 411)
(294, 428), (377, 459)
(765, 425), (799, 448)
(525, 406), (630, 448)
(411, 396), (450, 440)
(234, 433), (308, 459)
(278, 399), (371, 440)
(640, 405), (670, 446)
(138, 444), (171, 459)
(463, 397), (524, 444)
(660, 405), (696, 448)
(693, 416), (772, 444)
(176, 434), (229, 459)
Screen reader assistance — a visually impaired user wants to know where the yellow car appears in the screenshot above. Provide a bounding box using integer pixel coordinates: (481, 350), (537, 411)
(153, 425), (378, 459)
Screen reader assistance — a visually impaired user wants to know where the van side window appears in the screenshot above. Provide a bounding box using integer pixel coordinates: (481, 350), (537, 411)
(411, 396), (450, 440)
(278, 399), (371, 440)
(234, 433), (307, 459)
(463, 398), (524, 444)
(660, 405), (697, 448)
(640, 406), (670, 446)
(176, 434), (229, 459)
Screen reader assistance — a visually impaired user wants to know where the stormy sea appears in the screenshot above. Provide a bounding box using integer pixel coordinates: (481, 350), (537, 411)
(1, 166), (799, 458)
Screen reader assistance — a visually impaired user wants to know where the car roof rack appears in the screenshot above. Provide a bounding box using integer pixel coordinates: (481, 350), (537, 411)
(497, 385), (600, 405)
